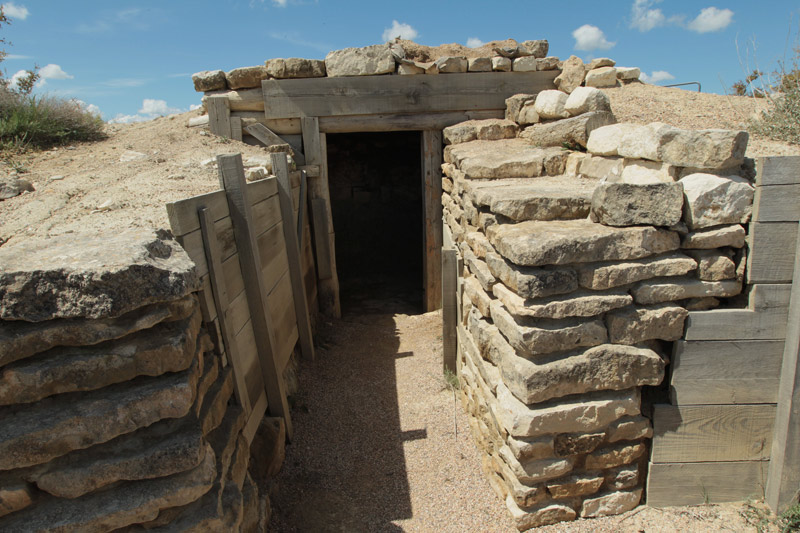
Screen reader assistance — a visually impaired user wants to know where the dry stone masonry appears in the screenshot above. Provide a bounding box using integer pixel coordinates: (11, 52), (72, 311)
(442, 82), (752, 529)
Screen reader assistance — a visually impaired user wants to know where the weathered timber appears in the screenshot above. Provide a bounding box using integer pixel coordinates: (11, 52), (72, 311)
(245, 123), (306, 166)
(230, 116), (242, 142)
(422, 130), (443, 312)
(442, 248), (458, 373)
(207, 96), (232, 139)
(747, 222), (798, 283)
(647, 462), (770, 507)
(755, 156), (800, 186)
(242, 390), (268, 445)
(753, 184), (800, 222)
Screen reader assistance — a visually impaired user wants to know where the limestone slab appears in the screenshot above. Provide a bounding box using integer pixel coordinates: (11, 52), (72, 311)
(680, 173), (754, 230)
(606, 416), (653, 442)
(580, 489), (642, 518)
(606, 303), (688, 344)
(554, 55), (585, 94)
(499, 445), (574, 485)
(324, 45), (395, 77)
(576, 253), (697, 290)
(565, 87), (611, 116)
(681, 224), (746, 249)
(533, 90), (569, 120)
(586, 124), (639, 156)
(507, 435), (555, 462)
(505, 94), (536, 123)
(521, 40), (549, 58)
(485, 252), (578, 299)
(585, 67), (618, 88)
(619, 124), (748, 169)
(632, 278), (742, 304)
(0, 479), (33, 518)
(585, 442), (646, 470)
(264, 58), (326, 79)
(445, 139), (561, 179)
(604, 465), (641, 490)
(547, 474), (605, 500)
(468, 57), (493, 72)
(443, 119), (518, 145)
(520, 111), (616, 148)
(492, 283), (631, 320)
(192, 70), (226, 92)
(591, 181), (684, 227)
(686, 249), (736, 280)
(435, 56), (468, 73)
(225, 66), (268, 90)
(506, 497), (578, 530)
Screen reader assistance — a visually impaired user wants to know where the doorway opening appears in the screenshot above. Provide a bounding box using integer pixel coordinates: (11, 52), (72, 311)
(326, 131), (424, 314)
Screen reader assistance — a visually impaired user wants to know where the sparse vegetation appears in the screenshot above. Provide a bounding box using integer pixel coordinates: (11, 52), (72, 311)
(780, 502), (800, 532)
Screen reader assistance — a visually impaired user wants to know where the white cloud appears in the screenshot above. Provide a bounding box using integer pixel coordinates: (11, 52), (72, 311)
(8, 69), (28, 88)
(572, 25), (615, 51)
(139, 99), (181, 115)
(74, 99), (101, 116)
(382, 20), (418, 42)
(4, 54), (31, 60)
(189, 103), (202, 111)
(109, 113), (149, 124)
(3, 2), (29, 20)
(273, 0), (287, 6)
(630, 0), (665, 31)
(687, 7), (734, 33)
(39, 64), (73, 80)
(466, 37), (485, 48)
(640, 70), (675, 84)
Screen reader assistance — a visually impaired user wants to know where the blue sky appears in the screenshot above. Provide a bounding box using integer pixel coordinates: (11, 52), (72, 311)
(1, 1), (798, 122)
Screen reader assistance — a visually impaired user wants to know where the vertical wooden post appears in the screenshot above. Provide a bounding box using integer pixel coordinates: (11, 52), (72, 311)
(442, 247), (458, 373)
(271, 153), (316, 362)
(217, 153), (293, 439)
(301, 116), (341, 317)
(422, 130), (444, 312)
(207, 96), (232, 139)
(767, 220), (800, 511)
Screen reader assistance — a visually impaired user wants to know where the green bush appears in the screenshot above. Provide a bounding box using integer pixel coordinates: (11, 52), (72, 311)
(780, 502), (800, 532)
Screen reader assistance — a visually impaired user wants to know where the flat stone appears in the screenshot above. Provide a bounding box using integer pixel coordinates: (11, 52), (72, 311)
(435, 56), (468, 73)
(492, 56), (512, 72)
(486, 219), (680, 267)
(578, 155), (623, 180)
(616, 67), (641, 80)
(617, 123), (673, 161)
(604, 465), (641, 490)
(0, 228), (198, 322)
(507, 435), (555, 462)
(565, 87), (611, 116)
(200, 367), (234, 435)
(324, 44), (395, 77)
(225, 66), (268, 90)
(585, 67), (618, 88)
(619, 124), (749, 169)
(0, 358), (200, 470)
(484, 453), (548, 509)
(580, 489), (642, 518)
(520, 111), (616, 148)
(586, 124), (642, 156)
(521, 40), (549, 58)
(615, 159), (679, 184)
(554, 55), (585, 94)
(533, 90), (569, 120)
(606, 303), (688, 344)
(686, 249), (736, 280)
(0, 445), (215, 532)
(505, 93), (536, 123)
(460, 245), (496, 291)
(506, 497), (578, 530)
(0, 176), (34, 200)
(445, 139), (561, 179)
(536, 57), (560, 71)
(606, 416), (653, 442)
(588, 58), (616, 69)
(0, 479), (33, 518)
(512, 57), (538, 72)
(241, 473), (261, 532)
(576, 253), (697, 290)
(680, 173), (754, 230)
(632, 278), (742, 304)
(547, 474), (605, 499)
(443, 119), (518, 145)
(264, 58), (326, 79)
(492, 283), (631, 319)
(499, 446), (574, 484)
(464, 276), (492, 317)
(468, 57), (493, 72)
(207, 404), (247, 483)
(486, 252), (578, 299)
(465, 231), (494, 259)
(192, 70), (226, 92)
(585, 442), (647, 470)
(591, 181), (684, 227)
(397, 63), (424, 75)
(517, 102), (540, 126)
(227, 434), (250, 489)
(554, 433), (605, 456)
(682, 224), (746, 249)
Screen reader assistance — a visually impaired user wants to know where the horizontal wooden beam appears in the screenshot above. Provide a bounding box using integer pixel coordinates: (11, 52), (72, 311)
(756, 156), (800, 186)
(646, 461), (768, 507)
(747, 222), (798, 283)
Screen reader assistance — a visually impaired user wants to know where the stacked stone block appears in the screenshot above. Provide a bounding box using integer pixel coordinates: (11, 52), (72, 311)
(442, 90), (752, 529)
(0, 229), (266, 532)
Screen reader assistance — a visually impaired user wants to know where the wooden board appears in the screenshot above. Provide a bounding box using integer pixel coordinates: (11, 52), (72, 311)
(422, 130), (443, 312)
(756, 156), (800, 186)
(204, 88), (264, 112)
(670, 340), (784, 404)
(646, 461), (768, 507)
(207, 95), (232, 138)
(684, 306), (789, 341)
(753, 183), (800, 222)
(232, 112), (301, 134)
(261, 71), (559, 119)
(242, 390), (268, 444)
(747, 222), (798, 283)
(442, 248), (458, 373)
(652, 404), (775, 463)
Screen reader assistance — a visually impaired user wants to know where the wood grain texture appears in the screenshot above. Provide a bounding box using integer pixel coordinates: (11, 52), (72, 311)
(229, 116), (242, 142)
(242, 390), (268, 444)
(422, 130), (443, 312)
(205, 88), (264, 112)
(261, 71), (558, 119)
(747, 222), (797, 283)
(753, 184), (800, 222)
(756, 156), (800, 186)
(652, 404), (775, 463)
(647, 461), (768, 507)
(442, 248), (458, 373)
(207, 96), (232, 138)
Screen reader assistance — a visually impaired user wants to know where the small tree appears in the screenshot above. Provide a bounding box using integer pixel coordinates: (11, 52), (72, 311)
(0, 6), (39, 95)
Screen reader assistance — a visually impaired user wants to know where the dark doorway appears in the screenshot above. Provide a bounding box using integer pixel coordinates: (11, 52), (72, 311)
(326, 131), (424, 314)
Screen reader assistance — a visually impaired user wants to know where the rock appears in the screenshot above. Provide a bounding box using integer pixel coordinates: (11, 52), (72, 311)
(492, 57), (512, 72)
(554, 433), (605, 456)
(632, 278), (742, 304)
(225, 66), (268, 90)
(506, 496), (577, 530)
(685, 296), (721, 310)
(564, 87), (612, 116)
(0, 359), (200, 470)
(522, 40), (549, 58)
(0, 480), (33, 518)
(468, 57), (493, 72)
(241, 473), (261, 532)
(0, 446), (215, 532)
(445, 139), (561, 179)
(493, 45), (529, 59)
(606, 416), (653, 442)
(490, 300), (608, 358)
(397, 63), (424, 75)
(576, 253), (697, 290)
(577, 155), (623, 180)
(495, 384), (641, 438)
(507, 435), (555, 462)
(554, 55), (585, 94)
(120, 150), (147, 162)
(0, 296), (195, 368)
(682, 224), (746, 249)
(497, 338), (664, 404)
(590, 181), (684, 227)
(485, 453), (548, 508)
(585, 67), (618, 88)
(604, 465), (641, 490)
(686, 249), (736, 280)
(465, 231), (494, 259)
(616, 160), (679, 184)
(0, 176), (34, 200)
(680, 173), (754, 230)
(200, 367), (235, 435)
(533, 90), (570, 119)
(492, 283), (631, 319)
(616, 67), (641, 80)
(226, 434), (250, 489)
(586, 123), (641, 156)
(521, 111), (616, 148)
(192, 70), (226, 92)
(324, 44), (395, 77)
(264, 58), (325, 79)
(499, 446), (574, 484)
(389, 43), (405, 61)
(580, 489), (642, 518)
(435, 56), (468, 73)
(486, 219), (680, 267)
(588, 58), (616, 70)
(606, 303), (688, 344)
(443, 119), (518, 145)
(661, 129), (749, 169)
(464, 276), (492, 317)
(512, 57), (538, 72)
(547, 474), (605, 500)
(517, 102), (540, 126)
(485, 252), (578, 299)
(461, 245), (496, 291)
(505, 93), (536, 123)
(585, 442), (647, 470)
(249, 417), (286, 482)
(0, 229), (198, 322)
(207, 404), (246, 482)
(537, 57), (560, 71)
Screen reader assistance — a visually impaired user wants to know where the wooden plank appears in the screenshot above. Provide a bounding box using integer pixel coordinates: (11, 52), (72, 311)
(234, 320), (266, 406)
(422, 130), (443, 312)
(297, 170), (307, 248)
(310, 199), (332, 280)
(232, 112), (300, 134)
(319, 110), (504, 133)
(217, 153), (293, 439)
(301, 117), (323, 166)
(756, 156), (800, 186)
(767, 221), (800, 512)
(652, 404), (775, 463)
(670, 340), (784, 404)
(207, 95), (232, 138)
(204, 88), (264, 112)
(268, 272), (299, 370)
(257, 224), (289, 293)
(261, 71), (559, 119)
(245, 123), (306, 166)
(230, 116), (242, 142)
(747, 222), (797, 283)
(753, 184), (800, 222)
(318, 132), (340, 317)
(646, 461), (768, 507)
(242, 390), (268, 444)
(442, 248), (458, 373)
(272, 153), (315, 361)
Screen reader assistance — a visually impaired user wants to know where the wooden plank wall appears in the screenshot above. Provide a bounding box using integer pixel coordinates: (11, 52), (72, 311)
(647, 156), (800, 508)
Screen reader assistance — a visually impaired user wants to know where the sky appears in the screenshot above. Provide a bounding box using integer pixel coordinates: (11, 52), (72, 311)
(1, 0), (798, 123)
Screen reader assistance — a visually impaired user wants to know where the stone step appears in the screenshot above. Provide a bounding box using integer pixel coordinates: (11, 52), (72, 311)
(444, 139), (567, 180)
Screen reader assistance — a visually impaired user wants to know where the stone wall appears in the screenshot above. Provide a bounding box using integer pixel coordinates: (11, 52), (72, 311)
(441, 86), (752, 529)
(0, 229), (274, 531)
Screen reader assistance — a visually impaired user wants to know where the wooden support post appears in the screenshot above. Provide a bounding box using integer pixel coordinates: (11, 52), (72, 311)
(207, 95), (232, 139)
(767, 220), (800, 512)
(422, 130), (443, 312)
(198, 207), (252, 415)
(297, 170), (307, 248)
(272, 153), (316, 362)
(245, 123), (306, 165)
(230, 116), (242, 142)
(217, 153), (293, 439)
(442, 247), (458, 373)
(310, 198), (332, 280)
